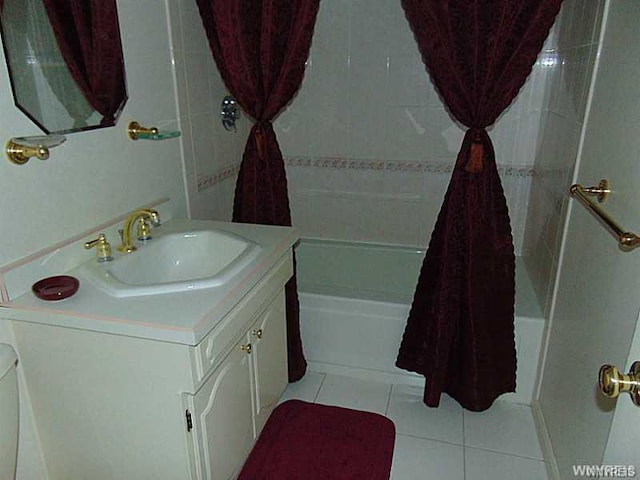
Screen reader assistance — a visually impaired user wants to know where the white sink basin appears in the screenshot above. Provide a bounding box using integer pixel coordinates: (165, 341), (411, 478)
(80, 228), (261, 297)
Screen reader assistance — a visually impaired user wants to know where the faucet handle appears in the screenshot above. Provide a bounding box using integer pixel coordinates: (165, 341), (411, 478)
(84, 234), (113, 262)
(148, 210), (161, 226)
(137, 218), (153, 241)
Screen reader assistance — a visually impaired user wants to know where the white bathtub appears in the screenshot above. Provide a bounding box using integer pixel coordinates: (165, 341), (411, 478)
(295, 238), (544, 405)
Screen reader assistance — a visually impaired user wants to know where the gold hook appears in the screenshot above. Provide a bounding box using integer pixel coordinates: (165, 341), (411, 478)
(128, 121), (159, 140)
(5, 135), (65, 164)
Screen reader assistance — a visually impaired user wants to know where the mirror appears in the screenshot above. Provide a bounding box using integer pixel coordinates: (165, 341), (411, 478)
(0, 0), (127, 134)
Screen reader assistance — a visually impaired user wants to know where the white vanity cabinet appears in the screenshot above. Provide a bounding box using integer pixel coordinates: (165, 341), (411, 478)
(9, 251), (293, 480)
(186, 290), (287, 480)
(249, 290), (288, 434)
(190, 341), (254, 480)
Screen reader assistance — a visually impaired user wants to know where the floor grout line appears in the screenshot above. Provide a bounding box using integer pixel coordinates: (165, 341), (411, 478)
(312, 372), (327, 403)
(394, 432), (464, 449)
(463, 444), (546, 462)
(384, 383), (394, 416)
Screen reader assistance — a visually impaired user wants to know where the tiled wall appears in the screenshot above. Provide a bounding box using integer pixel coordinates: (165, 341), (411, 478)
(275, 0), (550, 254)
(522, 0), (605, 317)
(168, 0), (604, 314)
(166, 0), (250, 222)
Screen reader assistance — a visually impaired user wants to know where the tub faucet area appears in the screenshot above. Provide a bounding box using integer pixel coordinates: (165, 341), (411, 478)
(118, 208), (161, 253)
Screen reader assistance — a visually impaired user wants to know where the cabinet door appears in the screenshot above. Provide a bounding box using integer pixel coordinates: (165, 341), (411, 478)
(192, 342), (254, 480)
(250, 291), (289, 435)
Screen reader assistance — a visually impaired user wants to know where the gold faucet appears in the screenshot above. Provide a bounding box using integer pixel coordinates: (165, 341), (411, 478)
(118, 208), (161, 253)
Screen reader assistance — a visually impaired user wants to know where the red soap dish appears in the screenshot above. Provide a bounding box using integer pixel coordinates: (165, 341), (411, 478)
(32, 276), (79, 301)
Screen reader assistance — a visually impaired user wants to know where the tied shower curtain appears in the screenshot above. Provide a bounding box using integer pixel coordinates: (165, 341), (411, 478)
(396, 0), (562, 411)
(196, 0), (320, 382)
(43, 0), (126, 126)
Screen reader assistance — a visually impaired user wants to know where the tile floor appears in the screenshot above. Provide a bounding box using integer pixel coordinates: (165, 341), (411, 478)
(280, 371), (548, 480)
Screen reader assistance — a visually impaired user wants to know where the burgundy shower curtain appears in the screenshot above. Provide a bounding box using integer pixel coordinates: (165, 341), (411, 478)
(196, 0), (320, 382)
(396, 0), (562, 411)
(42, 0), (126, 125)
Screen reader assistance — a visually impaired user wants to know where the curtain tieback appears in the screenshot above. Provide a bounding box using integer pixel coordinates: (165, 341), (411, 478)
(466, 128), (486, 173)
(254, 121), (269, 159)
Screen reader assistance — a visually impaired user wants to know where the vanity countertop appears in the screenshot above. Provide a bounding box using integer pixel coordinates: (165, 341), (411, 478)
(0, 219), (298, 345)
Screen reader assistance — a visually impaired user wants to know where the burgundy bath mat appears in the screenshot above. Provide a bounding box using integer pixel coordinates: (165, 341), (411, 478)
(238, 399), (395, 480)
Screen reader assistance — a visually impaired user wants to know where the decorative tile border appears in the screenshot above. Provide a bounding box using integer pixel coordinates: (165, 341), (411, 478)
(196, 164), (240, 192)
(286, 156), (534, 177)
(195, 156), (534, 192)
(502, 165), (536, 177)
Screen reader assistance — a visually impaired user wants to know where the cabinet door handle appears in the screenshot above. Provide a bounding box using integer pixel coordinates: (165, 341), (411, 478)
(241, 343), (252, 354)
(252, 329), (263, 339)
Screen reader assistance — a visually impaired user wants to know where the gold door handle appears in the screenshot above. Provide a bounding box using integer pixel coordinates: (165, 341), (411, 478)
(241, 343), (252, 355)
(252, 329), (263, 339)
(598, 361), (640, 406)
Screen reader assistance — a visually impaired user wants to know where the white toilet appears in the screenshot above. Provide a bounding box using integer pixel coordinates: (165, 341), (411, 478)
(0, 343), (19, 480)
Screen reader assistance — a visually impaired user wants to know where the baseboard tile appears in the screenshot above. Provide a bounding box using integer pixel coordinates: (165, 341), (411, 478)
(531, 399), (561, 480)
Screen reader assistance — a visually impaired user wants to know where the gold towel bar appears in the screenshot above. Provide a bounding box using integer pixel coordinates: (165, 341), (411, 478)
(570, 179), (640, 251)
